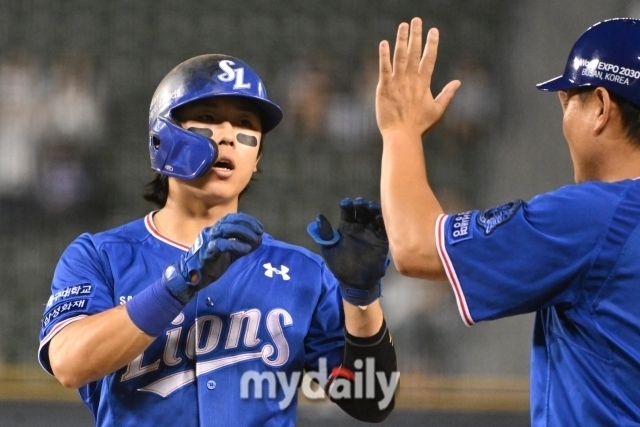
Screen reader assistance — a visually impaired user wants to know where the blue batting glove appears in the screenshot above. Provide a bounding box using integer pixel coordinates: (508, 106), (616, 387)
(308, 197), (389, 306)
(163, 212), (263, 304)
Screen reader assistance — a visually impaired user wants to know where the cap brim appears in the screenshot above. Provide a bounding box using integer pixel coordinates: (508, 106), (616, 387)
(223, 94), (283, 134)
(536, 75), (575, 92)
(254, 100), (283, 134)
(180, 93), (283, 134)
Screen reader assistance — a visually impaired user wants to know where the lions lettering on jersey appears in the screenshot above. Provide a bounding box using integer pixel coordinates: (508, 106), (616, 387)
(121, 307), (293, 398)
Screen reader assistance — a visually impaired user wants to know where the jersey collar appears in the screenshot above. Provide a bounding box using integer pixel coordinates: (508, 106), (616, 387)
(144, 212), (190, 251)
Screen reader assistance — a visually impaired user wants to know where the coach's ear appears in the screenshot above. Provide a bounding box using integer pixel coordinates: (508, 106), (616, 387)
(593, 87), (612, 136)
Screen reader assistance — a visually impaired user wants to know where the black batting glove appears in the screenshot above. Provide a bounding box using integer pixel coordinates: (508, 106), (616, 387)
(308, 197), (389, 306)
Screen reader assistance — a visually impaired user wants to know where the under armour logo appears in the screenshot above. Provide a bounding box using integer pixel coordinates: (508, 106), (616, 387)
(263, 263), (290, 280)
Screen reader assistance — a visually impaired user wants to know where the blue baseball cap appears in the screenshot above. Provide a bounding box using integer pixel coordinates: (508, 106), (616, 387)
(537, 18), (640, 107)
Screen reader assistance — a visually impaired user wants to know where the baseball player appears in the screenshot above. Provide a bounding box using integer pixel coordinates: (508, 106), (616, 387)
(376, 17), (640, 426)
(38, 54), (397, 426)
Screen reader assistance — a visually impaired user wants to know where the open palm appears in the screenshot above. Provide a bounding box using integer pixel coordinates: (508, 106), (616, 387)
(376, 18), (460, 138)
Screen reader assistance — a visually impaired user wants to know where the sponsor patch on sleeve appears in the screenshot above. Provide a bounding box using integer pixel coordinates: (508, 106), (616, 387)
(476, 199), (523, 235)
(446, 211), (476, 245)
(42, 298), (89, 328)
(45, 284), (94, 309)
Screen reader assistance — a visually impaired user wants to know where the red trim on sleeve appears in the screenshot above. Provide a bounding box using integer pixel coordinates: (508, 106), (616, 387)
(435, 214), (475, 326)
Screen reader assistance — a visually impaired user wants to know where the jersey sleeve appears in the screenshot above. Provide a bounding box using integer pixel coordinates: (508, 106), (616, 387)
(303, 264), (345, 375)
(436, 182), (622, 326)
(38, 233), (116, 374)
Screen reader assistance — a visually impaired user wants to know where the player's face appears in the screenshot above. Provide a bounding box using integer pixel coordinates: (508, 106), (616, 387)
(172, 97), (263, 204)
(558, 89), (600, 183)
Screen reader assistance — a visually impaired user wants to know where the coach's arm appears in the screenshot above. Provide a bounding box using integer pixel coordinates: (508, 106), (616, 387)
(377, 19), (460, 281)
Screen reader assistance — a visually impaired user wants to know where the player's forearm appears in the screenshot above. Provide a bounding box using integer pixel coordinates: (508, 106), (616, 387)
(331, 317), (397, 422)
(48, 305), (155, 388)
(343, 299), (384, 337)
(380, 129), (446, 280)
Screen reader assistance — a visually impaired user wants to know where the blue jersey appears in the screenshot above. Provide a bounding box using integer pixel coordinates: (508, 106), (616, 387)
(436, 179), (640, 426)
(38, 213), (345, 427)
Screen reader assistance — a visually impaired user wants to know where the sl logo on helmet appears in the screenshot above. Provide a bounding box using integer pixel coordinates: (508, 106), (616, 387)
(218, 60), (251, 90)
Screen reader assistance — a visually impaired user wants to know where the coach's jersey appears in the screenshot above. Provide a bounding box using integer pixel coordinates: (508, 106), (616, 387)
(436, 179), (640, 426)
(38, 213), (345, 427)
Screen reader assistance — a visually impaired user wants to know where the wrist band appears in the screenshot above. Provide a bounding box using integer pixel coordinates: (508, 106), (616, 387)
(126, 278), (185, 337)
(340, 281), (382, 307)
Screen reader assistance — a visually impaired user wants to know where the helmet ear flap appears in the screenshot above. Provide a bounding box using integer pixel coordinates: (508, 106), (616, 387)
(149, 117), (218, 180)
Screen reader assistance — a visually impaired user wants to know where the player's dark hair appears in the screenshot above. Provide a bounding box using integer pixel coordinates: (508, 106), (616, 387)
(143, 173), (169, 208)
(142, 134), (265, 208)
(577, 87), (640, 147)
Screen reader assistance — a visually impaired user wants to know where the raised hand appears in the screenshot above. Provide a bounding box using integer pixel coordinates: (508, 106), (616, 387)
(376, 17), (461, 138)
(308, 197), (389, 306)
(163, 212), (263, 304)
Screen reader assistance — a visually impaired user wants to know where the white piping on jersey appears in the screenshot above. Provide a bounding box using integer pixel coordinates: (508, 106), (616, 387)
(435, 214), (475, 327)
(144, 212), (190, 251)
(136, 352), (265, 398)
(138, 369), (196, 398)
(197, 350), (268, 376)
(138, 348), (280, 398)
(38, 315), (88, 371)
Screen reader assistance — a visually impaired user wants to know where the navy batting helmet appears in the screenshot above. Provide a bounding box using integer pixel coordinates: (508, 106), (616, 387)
(537, 18), (640, 107)
(148, 54), (283, 180)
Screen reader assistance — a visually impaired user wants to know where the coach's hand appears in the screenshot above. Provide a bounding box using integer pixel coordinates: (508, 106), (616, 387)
(376, 17), (460, 138)
(308, 197), (389, 306)
(163, 213), (263, 304)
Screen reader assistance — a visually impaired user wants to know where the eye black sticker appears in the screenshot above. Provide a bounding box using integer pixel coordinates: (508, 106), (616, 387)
(188, 127), (213, 138)
(236, 133), (258, 147)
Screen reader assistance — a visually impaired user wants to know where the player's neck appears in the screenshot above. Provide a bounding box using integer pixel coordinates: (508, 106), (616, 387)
(153, 198), (238, 246)
(575, 143), (640, 183)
